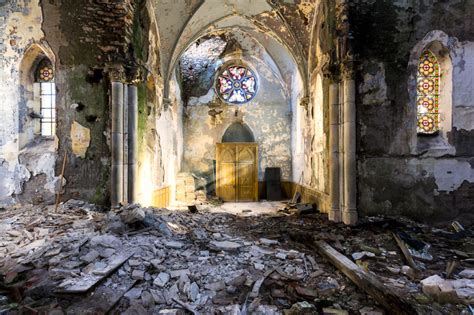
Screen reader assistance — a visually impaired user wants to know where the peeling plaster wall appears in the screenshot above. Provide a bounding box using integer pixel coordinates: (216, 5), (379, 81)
(291, 72), (305, 183)
(40, 0), (135, 205)
(351, 0), (474, 223)
(182, 54), (292, 194)
(0, 0), (59, 205)
(292, 0), (335, 211)
(135, 0), (183, 207)
(136, 75), (183, 206)
(137, 2), (183, 206)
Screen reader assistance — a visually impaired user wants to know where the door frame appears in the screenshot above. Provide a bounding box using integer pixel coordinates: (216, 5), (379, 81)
(216, 142), (258, 202)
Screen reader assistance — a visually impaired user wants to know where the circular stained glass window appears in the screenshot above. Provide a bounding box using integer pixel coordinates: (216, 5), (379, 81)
(36, 59), (54, 82)
(216, 65), (258, 104)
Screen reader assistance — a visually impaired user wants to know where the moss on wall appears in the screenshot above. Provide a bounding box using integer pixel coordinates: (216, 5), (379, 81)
(40, 0), (138, 205)
(137, 82), (147, 146)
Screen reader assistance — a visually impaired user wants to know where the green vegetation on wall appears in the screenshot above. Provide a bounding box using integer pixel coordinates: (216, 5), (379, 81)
(137, 82), (147, 146)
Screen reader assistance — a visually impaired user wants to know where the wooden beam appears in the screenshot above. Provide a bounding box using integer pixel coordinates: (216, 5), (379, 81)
(392, 232), (418, 270)
(56, 253), (132, 294)
(313, 240), (416, 315)
(54, 148), (68, 212)
(66, 278), (136, 314)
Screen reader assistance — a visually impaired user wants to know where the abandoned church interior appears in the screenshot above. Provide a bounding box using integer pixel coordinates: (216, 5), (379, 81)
(0, 0), (473, 313)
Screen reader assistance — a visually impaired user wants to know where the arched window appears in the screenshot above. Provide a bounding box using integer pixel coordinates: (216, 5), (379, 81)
(216, 65), (258, 104)
(35, 58), (56, 136)
(417, 50), (440, 134)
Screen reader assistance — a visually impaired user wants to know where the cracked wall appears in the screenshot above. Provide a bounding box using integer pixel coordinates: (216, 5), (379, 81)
(351, 0), (474, 223)
(40, 0), (139, 205)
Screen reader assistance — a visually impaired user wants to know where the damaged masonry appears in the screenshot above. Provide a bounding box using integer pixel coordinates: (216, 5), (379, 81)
(1, 0), (474, 314)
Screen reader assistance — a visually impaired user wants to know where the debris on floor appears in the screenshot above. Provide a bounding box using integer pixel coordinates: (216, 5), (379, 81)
(0, 200), (472, 314)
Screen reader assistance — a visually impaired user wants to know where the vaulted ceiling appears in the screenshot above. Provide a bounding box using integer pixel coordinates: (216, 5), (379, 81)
(151, 0), (317, 98)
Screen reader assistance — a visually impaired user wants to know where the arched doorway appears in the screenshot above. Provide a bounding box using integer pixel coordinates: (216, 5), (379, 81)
(216, 123), (258, 202)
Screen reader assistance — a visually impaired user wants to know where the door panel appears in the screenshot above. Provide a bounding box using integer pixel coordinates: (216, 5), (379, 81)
(220, 162), (236, 201)
(216, 143), (258, 202)
(216, 145), (236, 201)
(237, 163), (255, 201)
(237, 147), (254, 162)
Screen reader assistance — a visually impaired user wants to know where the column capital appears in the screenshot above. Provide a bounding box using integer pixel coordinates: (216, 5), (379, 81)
(107, 65), (126, 82)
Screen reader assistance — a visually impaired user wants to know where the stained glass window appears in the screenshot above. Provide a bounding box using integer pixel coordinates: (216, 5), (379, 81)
(36, 59), (56, 136)
(216, 65), (258, 104)
(417, 50), (440, 134)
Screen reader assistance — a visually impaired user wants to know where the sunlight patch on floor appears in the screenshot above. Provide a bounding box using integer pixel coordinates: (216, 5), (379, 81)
(208, 201), (282, 216)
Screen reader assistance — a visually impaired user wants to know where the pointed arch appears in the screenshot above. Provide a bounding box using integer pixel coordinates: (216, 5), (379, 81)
(19, 43), (55, 87)
(19, 43), (56, 147)
(409, 31), (453, 150)
(222, 122), (255, 143)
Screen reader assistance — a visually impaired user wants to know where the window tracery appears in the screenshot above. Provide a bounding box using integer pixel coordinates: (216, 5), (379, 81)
(417, 50), (440, 134)
(216, 65), (257, 104)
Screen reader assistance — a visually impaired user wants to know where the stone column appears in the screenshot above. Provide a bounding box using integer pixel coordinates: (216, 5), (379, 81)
(342, 79), (358, 225)
(127, 85), (138, 203)
(111, 82), (124, 207)
(328, 82), (341, 222)
(123, 85), (129, 204)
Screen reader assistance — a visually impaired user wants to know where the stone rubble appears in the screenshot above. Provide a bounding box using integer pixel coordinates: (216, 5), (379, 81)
(0, 200), (472, 314)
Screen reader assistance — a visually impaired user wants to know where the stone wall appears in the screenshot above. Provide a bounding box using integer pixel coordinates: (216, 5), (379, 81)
(40, 0), (138, 205)
(350, 0), (474, 223)
(0, 0), (174, 206)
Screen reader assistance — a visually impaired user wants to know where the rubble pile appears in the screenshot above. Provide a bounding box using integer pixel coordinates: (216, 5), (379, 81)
(0, 199), (472, 314)
(175, 173), (207, 204)
(232, 212), (474, 314)
(0, 201), (379, 314)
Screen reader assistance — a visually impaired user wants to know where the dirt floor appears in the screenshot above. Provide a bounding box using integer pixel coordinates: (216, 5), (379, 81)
(0, 200), (473, 314)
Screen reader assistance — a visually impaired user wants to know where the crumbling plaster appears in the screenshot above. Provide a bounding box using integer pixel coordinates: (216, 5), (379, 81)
(291, 0), (335, 212)
(134, 1), (184, 207)
(0, 0), (60, 206)
(352, 0), (474, 222)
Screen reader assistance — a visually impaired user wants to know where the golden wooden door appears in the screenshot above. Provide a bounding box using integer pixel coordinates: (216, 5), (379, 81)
(216, 143), (258, 202)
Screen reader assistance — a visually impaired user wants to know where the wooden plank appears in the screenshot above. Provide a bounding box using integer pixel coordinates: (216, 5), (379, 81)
(66, 276), (136, 314)
(56, 253), (132, 294)
(314, 240), (416, 315)
(249, 268), (275, 298)
(54, 148), (68, 212)
(392, 232), (418, 270)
